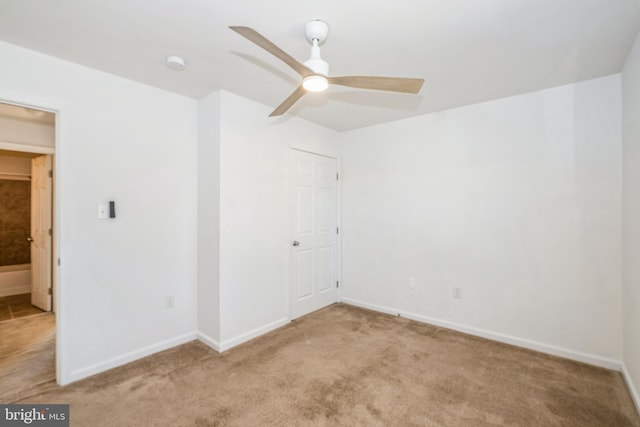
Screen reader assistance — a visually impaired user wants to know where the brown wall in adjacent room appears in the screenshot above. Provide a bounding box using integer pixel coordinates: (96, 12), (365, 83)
(0, 179), (30, 266)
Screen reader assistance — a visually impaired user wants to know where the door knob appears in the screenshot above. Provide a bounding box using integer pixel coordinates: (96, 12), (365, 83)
(292, 240), (300, 247)
(27, 237), (34, 243)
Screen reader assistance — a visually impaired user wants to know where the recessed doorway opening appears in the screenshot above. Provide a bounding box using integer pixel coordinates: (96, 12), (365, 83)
(0, 101), (56, 402)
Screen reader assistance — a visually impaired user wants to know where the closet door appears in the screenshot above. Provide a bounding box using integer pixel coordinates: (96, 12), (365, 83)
(289, 149), (339, 319)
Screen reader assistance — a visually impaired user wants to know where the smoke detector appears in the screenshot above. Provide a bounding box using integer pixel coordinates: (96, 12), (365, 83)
(166, 55), (186, 71)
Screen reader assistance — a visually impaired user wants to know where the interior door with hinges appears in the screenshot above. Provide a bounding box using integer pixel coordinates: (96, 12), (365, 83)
(30, 154), (52, 311)
(289, 149), (339, 319)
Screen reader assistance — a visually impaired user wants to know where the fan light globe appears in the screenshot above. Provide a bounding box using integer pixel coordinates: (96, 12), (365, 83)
(303, 75), (328, 92)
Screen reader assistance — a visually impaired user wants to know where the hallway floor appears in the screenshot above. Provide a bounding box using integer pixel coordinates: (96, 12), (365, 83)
(0, 293), (45, 322)
(0, 311), (56, 403)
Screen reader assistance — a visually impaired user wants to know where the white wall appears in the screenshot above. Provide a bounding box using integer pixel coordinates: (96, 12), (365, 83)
(0, 35), (629, 390)
(197, 91), (221, 345)
(215, 90), (339, 348)
(340, 75), (622, 365)
(0, 41), (198, 384)
(622, 30), (640, 409)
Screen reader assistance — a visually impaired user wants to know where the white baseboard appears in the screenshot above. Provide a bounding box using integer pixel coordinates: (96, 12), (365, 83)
(68, 331), (197, 383)
(218, 318), (289, 352)
(622, 363), (640, 415)
(341, 298), (399, 317)
(340, 297), (622, 371)
(0, 267), (31, 297)
(197, 331), (221, 352)
(68, 318), (291, 383)
(0, 285), (30, 297)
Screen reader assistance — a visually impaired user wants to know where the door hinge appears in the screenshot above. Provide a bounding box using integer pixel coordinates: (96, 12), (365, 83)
(48, 229), (52, 236)
(336, 173), (339, 181)
(336, 281), (339, 288)
(48, 288), (52, 295)
(48, 170), (53, 178)
(336, 226), (339, 235)
(57, 258), (61, 266)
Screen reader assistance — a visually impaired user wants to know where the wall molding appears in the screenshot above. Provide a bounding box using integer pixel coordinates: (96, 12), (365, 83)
(0, 285), (30, 297)
(67, 331), (197, 383)
(0, 263), (30, 273)
(197, 331), (221, 352)
(622, 363), (640, 415)
(218, 318), (289, 352)
(340, 297), (622, 371)
(0, 172), (30, 181)
(0, 140), (54, 155)
(0, 267), (30, 297)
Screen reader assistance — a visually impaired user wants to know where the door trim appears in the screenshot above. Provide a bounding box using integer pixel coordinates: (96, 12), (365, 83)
(286, 147), (341, 321)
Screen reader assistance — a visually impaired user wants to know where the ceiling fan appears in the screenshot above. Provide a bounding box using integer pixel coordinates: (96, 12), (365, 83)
(230, 20), (425, 117)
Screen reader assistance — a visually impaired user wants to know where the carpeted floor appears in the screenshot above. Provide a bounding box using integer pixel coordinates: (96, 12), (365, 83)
(6, 304), (640, 426)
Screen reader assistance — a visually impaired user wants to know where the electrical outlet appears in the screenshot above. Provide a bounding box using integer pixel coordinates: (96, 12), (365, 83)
(165, 295), (175, 308)
(452, 286), (462, 299)
(409, 277), (416, 289)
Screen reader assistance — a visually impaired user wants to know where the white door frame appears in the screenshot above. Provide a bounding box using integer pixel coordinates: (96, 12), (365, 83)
(286, 147), (341, 321)
(0, 93), (68, 385)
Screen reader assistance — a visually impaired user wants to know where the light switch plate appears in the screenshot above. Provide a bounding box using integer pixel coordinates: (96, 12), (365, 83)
(98, 204), (108, 219)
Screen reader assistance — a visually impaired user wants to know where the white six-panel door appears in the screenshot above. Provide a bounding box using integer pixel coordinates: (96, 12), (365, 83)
(30, 154), (52, 311)
(290, 149), (338, 319)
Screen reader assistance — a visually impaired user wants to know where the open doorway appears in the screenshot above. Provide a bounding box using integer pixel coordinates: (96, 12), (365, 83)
(0, 150), (53, 314)
(0, 102), (56, 402)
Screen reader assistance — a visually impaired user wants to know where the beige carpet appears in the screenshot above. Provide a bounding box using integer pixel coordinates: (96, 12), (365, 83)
(0, 312), (56, 403)
(7, 304), (640, 426)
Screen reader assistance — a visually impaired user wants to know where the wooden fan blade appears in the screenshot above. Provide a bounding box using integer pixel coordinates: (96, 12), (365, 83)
(270, 86), (307, 117)
(230, 26), (314, 77)
(328, 76), (424, 93)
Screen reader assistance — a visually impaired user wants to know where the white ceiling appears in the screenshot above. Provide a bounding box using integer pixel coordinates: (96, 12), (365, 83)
(0, 0), (638, 131)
